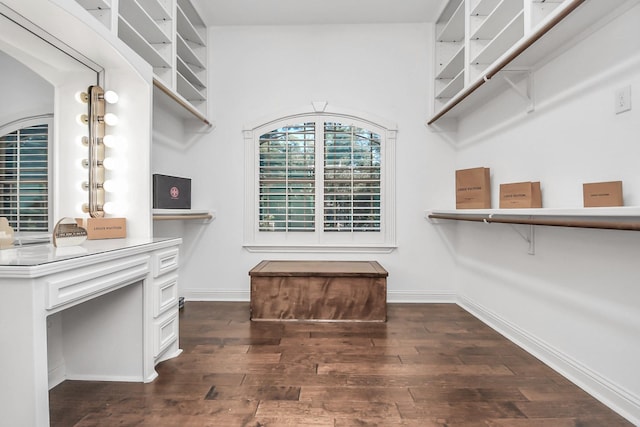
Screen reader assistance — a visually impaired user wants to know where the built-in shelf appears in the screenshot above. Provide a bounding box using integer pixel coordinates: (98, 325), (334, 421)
(119, 0), (171, 43)
(75, 0), (110, 10)
(176, 4), (205, 46)
(436, 69), (465, 99)
(177, 58), (205, 90)
(471, 11), (524, 65)
(118, 17), (171, 69)
(471, 0), (523, 40)
(437, 0), (465, 42)
(429, 0), (631, 126)
(74, 0), (209, 123)
(426, 208), (640, 232)
(470, 0), (502, 17)
(436, 45), (465, 79)
(153, 209), (215, 222)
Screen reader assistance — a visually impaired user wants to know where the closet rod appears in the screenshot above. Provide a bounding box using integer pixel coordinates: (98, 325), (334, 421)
(427, 0), (585, 125)
(153, 78), (212, 126)
(153, 214), (213, 221)
(428, 213), (640, 231)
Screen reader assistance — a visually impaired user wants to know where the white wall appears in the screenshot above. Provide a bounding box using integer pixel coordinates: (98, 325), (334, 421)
(153, 23), (457, 302)
(0, 52), (53, 126)
(440, 4), (640, 423)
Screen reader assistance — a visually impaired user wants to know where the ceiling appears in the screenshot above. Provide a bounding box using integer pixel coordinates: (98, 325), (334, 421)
(190, 0), (448, 26)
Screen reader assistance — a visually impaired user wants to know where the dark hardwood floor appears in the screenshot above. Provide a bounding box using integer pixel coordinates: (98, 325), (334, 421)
(49, 302), (632, 426)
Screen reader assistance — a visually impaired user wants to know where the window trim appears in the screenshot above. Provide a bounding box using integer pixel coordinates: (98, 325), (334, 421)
(243, 104), (397, 253)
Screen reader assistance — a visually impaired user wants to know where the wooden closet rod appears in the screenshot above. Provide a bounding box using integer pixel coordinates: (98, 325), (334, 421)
(428, 213), (640, 232)
(427, 0), (585, 125)
(153, 78), (212, 126)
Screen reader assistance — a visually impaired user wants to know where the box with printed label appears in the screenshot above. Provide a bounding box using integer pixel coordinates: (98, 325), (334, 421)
(153, 174), (191, 209)
(499, 181), (542, 209)
(456, 167), (491, 209)
(76, 217), (126, 239)
(583, 181), (623, 207)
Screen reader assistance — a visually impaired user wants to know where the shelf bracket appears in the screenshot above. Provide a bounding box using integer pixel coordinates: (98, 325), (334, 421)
(501, 70), (534, 113)
(509, 223), (536, 255)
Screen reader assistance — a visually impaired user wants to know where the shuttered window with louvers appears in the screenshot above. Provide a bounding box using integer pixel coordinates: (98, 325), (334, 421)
(247, 111), (396, 252)
(0, 120), (50, 232)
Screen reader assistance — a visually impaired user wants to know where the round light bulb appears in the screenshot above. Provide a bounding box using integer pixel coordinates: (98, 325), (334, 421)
(75, 91), (88, 104)
(76, 135), (89, 146)
(102, 180), (119, 193)
(102, 134), (120, 149)
(76, 114), (88, 126)
(103, 90), (119, 104)
(102, 157), (119, 171)
(103, 113), (118, 126)
(102, 202), (118, 215)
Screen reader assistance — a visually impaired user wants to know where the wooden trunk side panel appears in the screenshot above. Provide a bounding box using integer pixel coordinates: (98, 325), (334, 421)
(251, 276), (386, 321)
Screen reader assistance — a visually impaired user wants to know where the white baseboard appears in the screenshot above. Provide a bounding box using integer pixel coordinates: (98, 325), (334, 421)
(458, 296), (640, 426)
(48, 363), (66, 390)
(182, 289), (456, 304)
(183, 289), (250, 301)
(387, 290), (456, 303)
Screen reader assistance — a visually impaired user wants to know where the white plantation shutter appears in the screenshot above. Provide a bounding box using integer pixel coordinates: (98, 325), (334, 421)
(258, 120), (381, 234)
(323, 123), (381, 232)
(246, 110), (396, 252)
(259, 123), (316, 231)
(0, 120), (50, 232)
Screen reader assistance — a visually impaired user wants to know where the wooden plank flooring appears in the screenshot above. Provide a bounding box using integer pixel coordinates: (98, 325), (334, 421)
(49, 302), (632, 426)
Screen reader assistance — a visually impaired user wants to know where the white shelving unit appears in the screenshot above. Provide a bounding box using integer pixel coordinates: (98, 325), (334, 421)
(176, 0), (207, 112)
(75, 0), (113, 29)
(429, 0), (632, 126)
(73, 0), (209, 121)
(435, 0), (466, 110)
(471, 11), (524, 66)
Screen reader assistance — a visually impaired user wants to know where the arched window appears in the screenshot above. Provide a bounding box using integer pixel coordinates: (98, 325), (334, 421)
(0, 116), (51, 233)
(244, 108), (396, 252)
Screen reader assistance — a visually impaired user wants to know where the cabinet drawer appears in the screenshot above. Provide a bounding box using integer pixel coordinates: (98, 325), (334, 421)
(46, 255), (149, 310)
(154, 274), (178, 317)
(152, 247), (179, 278)
(154, 310), (179, 357)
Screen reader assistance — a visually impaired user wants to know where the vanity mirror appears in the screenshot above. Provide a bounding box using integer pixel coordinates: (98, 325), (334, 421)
(0, 3), (103, 240)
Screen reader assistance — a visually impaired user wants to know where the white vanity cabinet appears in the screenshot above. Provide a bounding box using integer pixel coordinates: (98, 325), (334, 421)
(150, 246), (181, 363)
(0, 238), (181, 427)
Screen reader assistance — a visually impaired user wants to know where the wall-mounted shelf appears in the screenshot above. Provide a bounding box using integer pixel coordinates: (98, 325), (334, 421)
(428, 0), (632, 126)
(153, 209), (215, 222)
(74, 0), (210, 122)
(426, 208), (640, 231)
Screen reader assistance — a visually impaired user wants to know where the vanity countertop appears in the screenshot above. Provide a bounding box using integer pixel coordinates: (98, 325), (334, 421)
(0, 237), (181, 275)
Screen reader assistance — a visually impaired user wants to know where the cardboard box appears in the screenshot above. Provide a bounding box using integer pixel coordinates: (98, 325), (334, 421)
(583, 181), (623, 207)
(456, 167), (491, 209)
(153, 174), (191, 209)
(76, 217), (126, 240)
(499, 181), (542, 209)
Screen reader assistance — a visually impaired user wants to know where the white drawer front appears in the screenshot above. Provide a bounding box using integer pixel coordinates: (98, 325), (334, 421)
(46, 255), (149, 310)
(154, 274), (178, 317)
(154, 311), (178, 357)
(152, 248), (179, 278)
